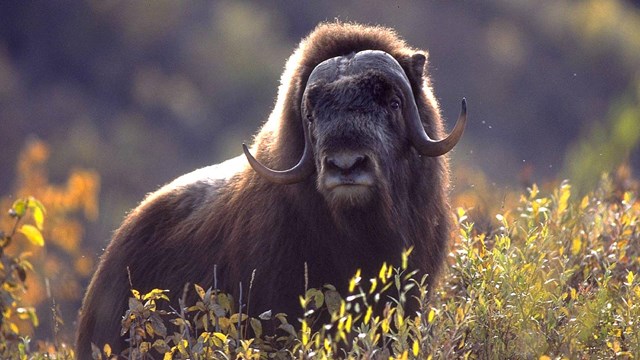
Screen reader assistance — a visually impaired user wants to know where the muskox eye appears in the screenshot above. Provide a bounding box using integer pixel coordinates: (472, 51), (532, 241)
(306, 113), (313, 122)
(390, 100), (401, 110)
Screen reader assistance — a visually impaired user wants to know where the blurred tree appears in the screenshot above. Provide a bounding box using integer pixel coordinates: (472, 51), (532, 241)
(0, 139), (99, 343)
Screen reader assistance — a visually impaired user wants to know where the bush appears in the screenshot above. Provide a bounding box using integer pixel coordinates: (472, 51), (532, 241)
(3, 172), (639, 359)
(90, 175), (639, 359)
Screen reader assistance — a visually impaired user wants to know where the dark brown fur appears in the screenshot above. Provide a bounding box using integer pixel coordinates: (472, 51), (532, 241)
(76, 22), (452, 358)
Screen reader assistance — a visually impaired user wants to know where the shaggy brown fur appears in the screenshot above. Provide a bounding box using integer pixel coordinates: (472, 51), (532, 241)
(76, 22), (453, 358)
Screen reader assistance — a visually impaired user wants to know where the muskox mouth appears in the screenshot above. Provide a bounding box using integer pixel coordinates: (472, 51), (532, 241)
(321, 177), (375, 206)
(322, 173), (375, 191)
(318, 151), (377, 204)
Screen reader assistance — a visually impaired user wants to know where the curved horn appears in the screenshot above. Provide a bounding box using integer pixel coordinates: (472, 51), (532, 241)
(242, 57), (343, 184)
(242, 119), (314, 184)
(406, 97), (467, 157)
(350, 50), (466, 157)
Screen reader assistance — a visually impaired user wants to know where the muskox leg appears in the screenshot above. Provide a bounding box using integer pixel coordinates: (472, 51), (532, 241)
(76, 260), (130, 359)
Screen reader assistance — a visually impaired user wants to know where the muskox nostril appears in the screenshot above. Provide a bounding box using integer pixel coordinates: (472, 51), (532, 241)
(325, 154), (368, 174)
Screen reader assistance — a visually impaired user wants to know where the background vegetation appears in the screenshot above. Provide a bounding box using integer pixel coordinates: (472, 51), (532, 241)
(0, 0), (639, 357)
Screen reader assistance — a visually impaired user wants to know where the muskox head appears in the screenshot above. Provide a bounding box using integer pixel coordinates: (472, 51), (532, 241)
(243, 50), (466, 209)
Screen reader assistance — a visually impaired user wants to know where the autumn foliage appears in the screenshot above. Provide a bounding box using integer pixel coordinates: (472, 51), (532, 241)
(0, 139), (99, 352)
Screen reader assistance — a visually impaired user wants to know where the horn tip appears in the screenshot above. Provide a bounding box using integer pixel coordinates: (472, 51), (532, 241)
(242, 143), (255, 162)
(461, 98), (467, 113)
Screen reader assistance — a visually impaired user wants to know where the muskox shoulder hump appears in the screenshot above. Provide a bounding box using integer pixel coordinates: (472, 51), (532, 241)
(298, 22), (419, 72)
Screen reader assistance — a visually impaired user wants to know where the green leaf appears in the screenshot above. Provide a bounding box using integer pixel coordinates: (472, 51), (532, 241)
(18, 224), (44, 247)
(278, 323), (296, 337)
(152, 339), (170, 354)
(11, 199), (27, 218)
(324, 290), (342, 315)
(305, 288), (324, 309)
(218, 293), (231, 311)
(250, 317), (262, 338)
(129, 297), (144, 313)
(230, 313), (248, 323)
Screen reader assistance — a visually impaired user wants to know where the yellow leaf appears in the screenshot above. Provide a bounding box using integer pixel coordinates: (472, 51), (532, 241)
(104, 344), (112, 357)
(345, 314), (353, 333)
(324, 338), (331, 352)
(412, 340), (420, 356)
(32, 206), (44, 230)
(580, 195), (589, 209)
(369, 278), (378, 294)
(557, 184), (571, 215)
(401, 247), (413, 270)
(348, 277), (357, 293)
(364, 306), (373, 325)
(396, 311), (404, 327)
(571, 237), (582, 256)
(381, 318), (390, 333)
(427, 308), (436, 324)
(349, 269), (361, 293)
(529, 184), (539, 199)
(456, 307), (465, 323)
(145, 322), (154, 337)
(213, 332), (227, 342)
(18, 224), (44, 247)
(399, 350), (408, 360)
(194, 284), (206, 300)
(9, 322), (18, 334)
(143, 288), (169, 301)
(539, 356), (551, 360)
(301, 328), (309, 346)
(627, 271), (635, 286)
(379, 263), (388, 283)
(612, 340), (621, 353)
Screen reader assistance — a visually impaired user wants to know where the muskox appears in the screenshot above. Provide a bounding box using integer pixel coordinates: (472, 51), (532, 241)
(76, 22), (466, 357)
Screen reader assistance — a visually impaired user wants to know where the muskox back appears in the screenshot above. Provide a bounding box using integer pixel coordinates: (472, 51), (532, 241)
(76, 22), (464, 358)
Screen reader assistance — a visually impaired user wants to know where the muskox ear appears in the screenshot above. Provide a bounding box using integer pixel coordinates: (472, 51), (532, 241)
(408, 53), (427, 80)
(304, 83), (321, 107)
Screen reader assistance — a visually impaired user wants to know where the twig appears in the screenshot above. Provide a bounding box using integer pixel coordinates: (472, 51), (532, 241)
(243, 269), (256, 339)
(238, 282), (243, 340)
(214, 265), (220, 333)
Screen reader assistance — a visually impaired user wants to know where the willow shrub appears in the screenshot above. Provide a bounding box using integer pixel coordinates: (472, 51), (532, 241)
(85, 175), (639, 360)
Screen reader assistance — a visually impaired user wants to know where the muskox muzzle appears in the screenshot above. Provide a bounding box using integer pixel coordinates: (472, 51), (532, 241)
(243, 50), (468, 185)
